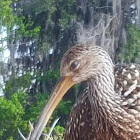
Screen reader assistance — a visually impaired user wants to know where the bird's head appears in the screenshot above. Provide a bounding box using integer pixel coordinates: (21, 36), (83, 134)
(61, 44), (114, 83)
(30, 44), (114, 139)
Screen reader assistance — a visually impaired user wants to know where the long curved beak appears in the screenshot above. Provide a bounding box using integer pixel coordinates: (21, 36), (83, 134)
(30, 76), (75, 140)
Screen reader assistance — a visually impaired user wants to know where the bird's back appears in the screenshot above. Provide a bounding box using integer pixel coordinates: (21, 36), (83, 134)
(64, 64), (140, 140)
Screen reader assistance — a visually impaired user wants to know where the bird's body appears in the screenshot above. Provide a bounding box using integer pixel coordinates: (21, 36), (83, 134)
(64, 63), (140, 140)
(63, 46), (140, 140)
(30, 44), (140, 140)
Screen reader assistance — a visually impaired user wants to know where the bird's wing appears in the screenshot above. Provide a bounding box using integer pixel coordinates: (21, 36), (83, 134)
(114, 64), (140, 117)
(64, 89), (95, 140)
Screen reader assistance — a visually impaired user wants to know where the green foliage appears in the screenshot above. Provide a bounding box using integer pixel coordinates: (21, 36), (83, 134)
(54, 100), (74, 120)
(24, 91), (73, 123)
(26, 0), (77, 27)
(4, 72), (34, 98)
(0, 0), (15, 28)
(118, 25), (140, 63)
(53, 125), (65, 140)
(0, 91), (29, 139)
(24, 93), (49, 122)
(73, 84), (80, 92)
(23, 92), (72, 138)
(0, 47), (3, 52)
(15, 16), (41, 38)
(36, 0), (77, 54)
(58, 0), (77, 28)
(0, 0), (40, 45)
(0, 0), (40, 64)
(44, 68), (60, 82)
(2, 64), (74, 139)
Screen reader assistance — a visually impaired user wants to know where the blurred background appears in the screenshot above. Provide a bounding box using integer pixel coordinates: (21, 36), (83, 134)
(0, 0), (140, 139)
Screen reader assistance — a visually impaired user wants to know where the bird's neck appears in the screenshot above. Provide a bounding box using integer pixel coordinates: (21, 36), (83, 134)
(87, 67), (131, 139)
(87, 68), (123, 126)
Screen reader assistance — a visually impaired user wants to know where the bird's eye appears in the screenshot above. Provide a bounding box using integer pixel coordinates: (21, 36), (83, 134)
(71, 60), (79, 69)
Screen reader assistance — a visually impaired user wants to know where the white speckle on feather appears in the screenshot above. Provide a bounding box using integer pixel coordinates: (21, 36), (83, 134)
(120, 87), (123, 91)
(123, 80), (127, 86)
(126, 98), (135, 104)
(136, 92), (140, 98)
(122, 68), (127, 72)
(127, 73), (131, 79)
(68, 126), (71, 134)
(135, 69), (139, 77)
(133, 80), (138, 85)
(122, 68), (127, 74)
(76, 118), (79, 124)
(80, 122), (85, 127)
(74, 123), (76, 129)
(122, 101), (128, 106)
(76, 133), (78, 138)
(130, 64), (135, 69)
(124, 83), (137, 97)
(124, 91), (131, 97)
(128, 109), (139, 115)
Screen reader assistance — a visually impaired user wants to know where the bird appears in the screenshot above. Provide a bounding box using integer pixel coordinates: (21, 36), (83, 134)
(30, 44), (140, 140)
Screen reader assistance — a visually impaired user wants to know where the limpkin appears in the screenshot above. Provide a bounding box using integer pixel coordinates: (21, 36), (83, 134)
(30, 44), (140, 140)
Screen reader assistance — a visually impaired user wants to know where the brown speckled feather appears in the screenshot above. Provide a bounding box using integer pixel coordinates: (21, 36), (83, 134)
(64, 90), (93, 140)
(64, 62), (140, 140)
